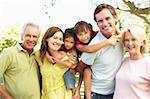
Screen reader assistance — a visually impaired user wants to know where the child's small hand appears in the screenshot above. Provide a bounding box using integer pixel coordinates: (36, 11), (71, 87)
(107, 34), (122, 46)
(73, 88), (81, 99)
(46, 52), (55, 63)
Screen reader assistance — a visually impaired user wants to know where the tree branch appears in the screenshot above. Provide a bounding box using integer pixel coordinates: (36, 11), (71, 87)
(117, 0), (150, 25)
(135, 14), (150, 25)
(122, 0), (150, 15)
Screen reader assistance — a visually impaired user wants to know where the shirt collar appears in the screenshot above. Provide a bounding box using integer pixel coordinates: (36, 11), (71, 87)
(16, 43), (36, 55)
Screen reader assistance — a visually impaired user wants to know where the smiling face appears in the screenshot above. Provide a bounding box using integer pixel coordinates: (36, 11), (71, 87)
(76, 29), (91, 44)
(22, 26), (39, 52)
(95, 9), (117, 37)
(47, 31), (63, 51)
(124, 31), (143, 55)
(74, 21), (92, 44)
(64, 36), (75, 50)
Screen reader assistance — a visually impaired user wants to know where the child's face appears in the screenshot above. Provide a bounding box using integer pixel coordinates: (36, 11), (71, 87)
(76, 30), (91, 44)
(64, 36), (75, 50)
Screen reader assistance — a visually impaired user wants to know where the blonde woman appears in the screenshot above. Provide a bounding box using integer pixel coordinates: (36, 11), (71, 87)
(113, 26), (150, 99)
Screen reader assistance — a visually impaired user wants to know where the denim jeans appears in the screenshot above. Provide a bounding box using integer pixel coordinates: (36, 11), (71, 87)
(63, 69), (76, 89)
(91, 92), (113, 99)
(84, 92), (114, 99)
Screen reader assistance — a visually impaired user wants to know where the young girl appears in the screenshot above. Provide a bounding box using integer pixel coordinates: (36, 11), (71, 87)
(62, 28), (79, 96)
(72, 21), (121, 99)
(35, 26), (72, 99)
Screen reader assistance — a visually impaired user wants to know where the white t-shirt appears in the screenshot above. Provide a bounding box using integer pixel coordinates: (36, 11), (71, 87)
(81, 33), (123, 95)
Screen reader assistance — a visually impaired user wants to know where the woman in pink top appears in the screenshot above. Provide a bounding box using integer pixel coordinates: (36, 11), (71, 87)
(113, 26), (150, 99)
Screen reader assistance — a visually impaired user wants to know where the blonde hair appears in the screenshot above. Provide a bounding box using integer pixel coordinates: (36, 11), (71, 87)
(123, 26), (148, 54)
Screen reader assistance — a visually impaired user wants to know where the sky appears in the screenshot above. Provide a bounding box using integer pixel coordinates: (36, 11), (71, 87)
(0, 0), (147, 39)
(0, 0), (99, 38)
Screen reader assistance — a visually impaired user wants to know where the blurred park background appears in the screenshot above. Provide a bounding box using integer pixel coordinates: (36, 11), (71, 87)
(0, 0), (150, 53)
(0, 0), (149, 98)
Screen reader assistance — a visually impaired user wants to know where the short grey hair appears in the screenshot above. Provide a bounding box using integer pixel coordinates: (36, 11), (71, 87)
(21, 22), (40, 39)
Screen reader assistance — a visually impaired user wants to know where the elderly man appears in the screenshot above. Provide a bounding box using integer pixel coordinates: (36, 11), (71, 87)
(0, 23), (41, 99)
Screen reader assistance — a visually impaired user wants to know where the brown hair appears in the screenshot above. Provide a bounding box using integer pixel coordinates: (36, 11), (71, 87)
(94, 4), (117, 22)
(74, 21), (92, 35)
(40, 26), (63, 61)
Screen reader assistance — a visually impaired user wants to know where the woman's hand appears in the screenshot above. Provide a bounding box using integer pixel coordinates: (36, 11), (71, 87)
(46, 52), (55, 63)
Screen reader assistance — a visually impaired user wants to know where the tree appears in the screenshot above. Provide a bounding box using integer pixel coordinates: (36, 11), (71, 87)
(43, 0), (150, 52)
(117, 0), (150, 25)
(0, 26), (20, 53)
(43, 0), (57, 19)
(43, 0), (150, 25)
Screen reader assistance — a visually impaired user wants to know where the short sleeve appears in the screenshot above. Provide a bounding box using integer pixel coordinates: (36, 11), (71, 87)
(0, 49), (11, 85)
(81, 52), (97, 65)
(75, 41), (81, 46)
(81, 34), (100, 65)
